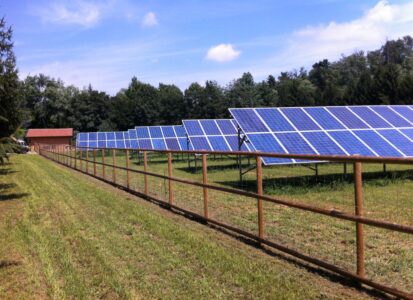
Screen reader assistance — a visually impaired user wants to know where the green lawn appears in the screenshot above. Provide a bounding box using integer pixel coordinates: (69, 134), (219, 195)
(0, 155), (378, 299)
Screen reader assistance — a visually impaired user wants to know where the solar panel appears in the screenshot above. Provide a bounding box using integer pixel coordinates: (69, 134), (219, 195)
(182, 119), (251, 152)
(97, 132), (106, 148)
(76, 133), (88, 148)
(230, 105), (413, 165)
(106, 132), (116, 148)
(134, 125), (188, 151)
(128, 129), (139, 149)
(124, 131), (131, 148)
(76, 131), (129, 149)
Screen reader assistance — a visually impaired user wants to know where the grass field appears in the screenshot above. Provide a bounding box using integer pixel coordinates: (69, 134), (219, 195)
(0, 154), (388, 299)
(64, 149), (413, 294)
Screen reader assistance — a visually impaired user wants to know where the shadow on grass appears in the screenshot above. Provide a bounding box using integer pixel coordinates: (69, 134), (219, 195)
(131, 154), (242, 168)
(0, 260), (22, 269)
(0, 169), (18, 176)
(176, 162), (252, 174)
(0, 181), (30, 201)
(132, 156), (189, 166)
(0, 193), (30, 201)
(216, 169), (413, 195)
(0, 183), (17, 191)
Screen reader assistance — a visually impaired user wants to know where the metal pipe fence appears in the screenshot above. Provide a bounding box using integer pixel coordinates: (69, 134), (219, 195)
(39, 145), (413, 299)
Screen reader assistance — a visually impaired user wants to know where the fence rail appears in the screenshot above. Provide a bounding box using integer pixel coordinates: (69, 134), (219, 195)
(39, 145), (413, 299)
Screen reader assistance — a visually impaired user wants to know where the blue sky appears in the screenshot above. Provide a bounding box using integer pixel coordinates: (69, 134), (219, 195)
(2, 0), (413, 94)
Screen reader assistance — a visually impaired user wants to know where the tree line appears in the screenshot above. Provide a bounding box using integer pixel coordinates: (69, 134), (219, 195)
(2, 16), (413, 143)
(21, 37), (413, 133)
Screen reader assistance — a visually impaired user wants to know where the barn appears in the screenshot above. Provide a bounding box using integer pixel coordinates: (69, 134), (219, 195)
(26, 128), (73, 153)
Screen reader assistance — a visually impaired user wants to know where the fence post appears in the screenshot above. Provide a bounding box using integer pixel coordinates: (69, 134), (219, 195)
(79, 149), (83, 171)
(168, 152), (174, 206)
(80, 149), (83, 171)
(112, 149), (117, 183)
(93, 150), (97, 176)
(74, 147), (77, 170)
(256, 156), (264, 241)
(354, 160), (365, 278)
(202, 154), (209, 219)
(126, 149), (130, 189)
(86, 150), (89, 174)
(143, 151), (148, 195)
(102, 149), (105, 179)
(71, 146), (74, 168)
(69, 146), (72, 167)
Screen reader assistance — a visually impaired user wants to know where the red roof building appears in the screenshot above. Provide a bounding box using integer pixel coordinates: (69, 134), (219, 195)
(26, 128), (73, 153)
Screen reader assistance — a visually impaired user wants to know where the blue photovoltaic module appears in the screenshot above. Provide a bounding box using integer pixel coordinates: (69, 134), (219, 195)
(230, 105), (413, 165)
(134, 125), (189, 151)
(76, 131), (130, 149)
(182, 119), (251, 152)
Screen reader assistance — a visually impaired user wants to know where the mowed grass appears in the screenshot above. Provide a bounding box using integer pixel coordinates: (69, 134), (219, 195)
(69, 150), (413, 294)
(0, 155), (379, 299)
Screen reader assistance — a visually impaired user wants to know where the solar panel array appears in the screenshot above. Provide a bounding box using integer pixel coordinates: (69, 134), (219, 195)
(76, 131), (131, 149)
(134, 125), (188, 151)
(230, 105), (413, 165)
(76, 105), (413, 165)
(183, 119), (251, 152)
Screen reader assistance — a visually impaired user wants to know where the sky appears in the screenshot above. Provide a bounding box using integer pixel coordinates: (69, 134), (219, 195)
(2, 0), (413, 94)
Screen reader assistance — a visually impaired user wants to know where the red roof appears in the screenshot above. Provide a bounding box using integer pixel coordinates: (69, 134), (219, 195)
(26, 128), (73, 138)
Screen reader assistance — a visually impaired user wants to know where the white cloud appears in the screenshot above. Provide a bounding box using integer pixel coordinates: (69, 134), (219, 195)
(280, 0), (413, 66)
(22, 1), (413, 94)
(34, 1), (111, 28)
(142, 12), (158, 27)
(206, 44), (241, 62)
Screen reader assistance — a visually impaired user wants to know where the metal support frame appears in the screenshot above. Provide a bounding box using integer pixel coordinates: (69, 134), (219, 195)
(126, 149), (130, 189)
(304, 163), (319, 177)
(238, 126), (254, 182)
(202, 154), (209, 220)
(168, 152), (174, 206)
(187, 136), (191, 169)
(186, 136), (202, 173)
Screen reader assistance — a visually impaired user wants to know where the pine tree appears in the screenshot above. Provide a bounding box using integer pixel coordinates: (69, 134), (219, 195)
(0, 17), (21, 163)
